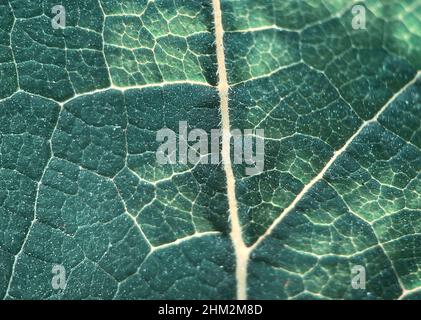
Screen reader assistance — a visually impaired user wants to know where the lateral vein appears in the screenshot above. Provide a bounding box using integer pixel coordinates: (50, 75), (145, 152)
(251, 71), (421, 251)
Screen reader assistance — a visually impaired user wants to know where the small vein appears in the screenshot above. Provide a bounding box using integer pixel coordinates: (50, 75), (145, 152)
(2, 98), (61, 299)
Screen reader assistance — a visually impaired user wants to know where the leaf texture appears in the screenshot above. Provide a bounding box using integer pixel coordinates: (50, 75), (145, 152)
(0, 0), (420, 300)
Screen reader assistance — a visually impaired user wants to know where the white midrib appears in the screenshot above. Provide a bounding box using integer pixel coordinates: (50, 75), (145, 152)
(211, 0), (420, 299)
(211, 0), (250, 300)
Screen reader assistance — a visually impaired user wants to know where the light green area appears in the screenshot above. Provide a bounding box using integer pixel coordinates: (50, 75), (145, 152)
(102, 0), (217, 86)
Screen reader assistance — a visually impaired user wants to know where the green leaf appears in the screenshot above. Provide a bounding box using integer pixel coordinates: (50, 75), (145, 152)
(0, 0), (420, 300)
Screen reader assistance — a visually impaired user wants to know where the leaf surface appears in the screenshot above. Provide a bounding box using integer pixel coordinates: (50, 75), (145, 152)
(0, 0), (420, 300)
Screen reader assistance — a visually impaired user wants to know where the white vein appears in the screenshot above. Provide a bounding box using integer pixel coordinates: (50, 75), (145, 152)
(212, 0), (250, 300)
(251, 70), (421, 252)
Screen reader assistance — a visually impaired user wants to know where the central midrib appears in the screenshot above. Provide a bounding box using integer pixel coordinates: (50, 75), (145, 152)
(211, 0), (250, 300)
